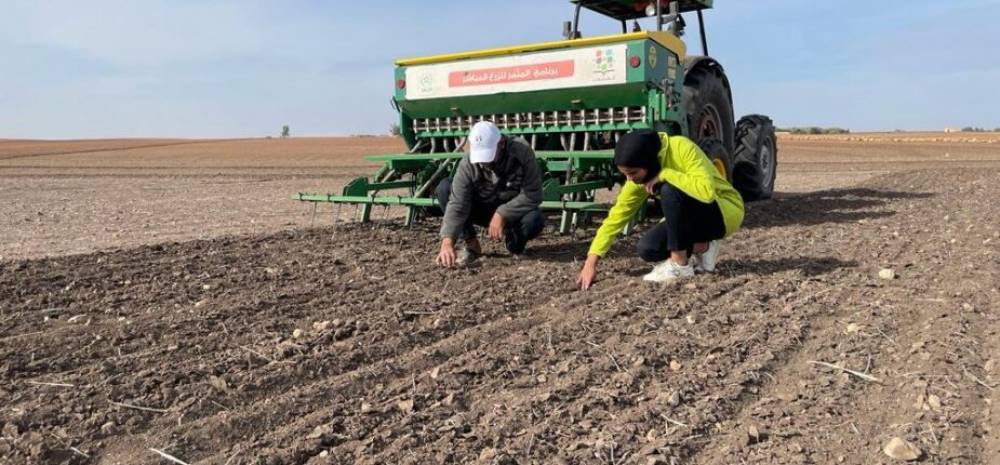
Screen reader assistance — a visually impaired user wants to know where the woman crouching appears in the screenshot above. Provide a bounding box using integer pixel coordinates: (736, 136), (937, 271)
(577, 130), (745, 289)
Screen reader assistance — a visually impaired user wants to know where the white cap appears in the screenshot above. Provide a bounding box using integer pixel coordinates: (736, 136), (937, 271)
(468, 121), (502, 164)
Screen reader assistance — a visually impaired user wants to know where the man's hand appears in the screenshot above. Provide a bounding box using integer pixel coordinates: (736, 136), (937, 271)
(488, 213), (505, 241)
(436, 238), (456, 268)
(577, 255), (600, 290)
(644, 179), (663, 196)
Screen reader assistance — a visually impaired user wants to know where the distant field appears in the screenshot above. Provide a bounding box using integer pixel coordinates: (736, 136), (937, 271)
(0, 139), (190, 160)
(779, 131), (1000, 144)
(0, 137), (404, 168)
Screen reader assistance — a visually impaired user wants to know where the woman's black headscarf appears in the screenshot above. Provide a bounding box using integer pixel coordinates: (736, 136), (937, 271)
(614, 129), (661, 183)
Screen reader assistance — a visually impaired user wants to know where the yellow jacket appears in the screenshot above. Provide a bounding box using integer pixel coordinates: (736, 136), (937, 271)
(588, 133), (745, 257)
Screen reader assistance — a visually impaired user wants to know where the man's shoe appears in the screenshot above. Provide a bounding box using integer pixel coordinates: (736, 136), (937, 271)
(695, 241), (720, 273)
(642, 260), (695, 283)
(504, 225), (526, 255)
(456, 247), (481, 266)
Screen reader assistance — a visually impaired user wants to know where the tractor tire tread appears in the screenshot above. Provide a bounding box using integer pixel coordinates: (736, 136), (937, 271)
(732, 114), (777, 201)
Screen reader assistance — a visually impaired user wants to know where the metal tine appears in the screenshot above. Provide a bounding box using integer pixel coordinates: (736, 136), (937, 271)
(310, 202), (318, 227)
(333, 203), (343, 228)
(373, 204), (391, 230)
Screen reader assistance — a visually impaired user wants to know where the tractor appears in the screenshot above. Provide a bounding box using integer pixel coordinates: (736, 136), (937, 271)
(295, 0), (777, 233)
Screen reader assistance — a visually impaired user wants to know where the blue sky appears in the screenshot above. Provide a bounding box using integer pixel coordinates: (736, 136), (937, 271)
(1, 0), (998, 138)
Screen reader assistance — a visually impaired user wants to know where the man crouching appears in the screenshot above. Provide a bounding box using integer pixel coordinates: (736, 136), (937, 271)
(436, 121), (545, 267)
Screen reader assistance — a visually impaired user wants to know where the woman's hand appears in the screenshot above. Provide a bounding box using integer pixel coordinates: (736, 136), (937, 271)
(577, 255), (600, 290)
(644, 179), (663, 195)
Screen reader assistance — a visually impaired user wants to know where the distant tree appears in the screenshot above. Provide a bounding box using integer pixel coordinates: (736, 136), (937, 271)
(389, 123), (401, 137)
(281, 125), (290, 138)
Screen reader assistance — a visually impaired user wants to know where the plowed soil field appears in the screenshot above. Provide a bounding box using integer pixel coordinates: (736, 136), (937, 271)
(1, 134), (999, 464)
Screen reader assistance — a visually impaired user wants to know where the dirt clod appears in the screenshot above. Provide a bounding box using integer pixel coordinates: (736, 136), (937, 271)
(883, 437), (922, 461)
(397, 399), (415, 413)
(208, 375), (229, 392)
(927, 394), (942, 410)
(646, 455), (669, 465)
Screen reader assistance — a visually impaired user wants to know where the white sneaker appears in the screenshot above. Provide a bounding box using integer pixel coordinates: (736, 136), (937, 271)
(696, 241), (720, 273)
(642, 260), (695, 283)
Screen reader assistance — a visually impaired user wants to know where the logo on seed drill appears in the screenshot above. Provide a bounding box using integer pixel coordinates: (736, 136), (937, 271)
(592, 48), (616, 81)
(419, 72), (435, 93)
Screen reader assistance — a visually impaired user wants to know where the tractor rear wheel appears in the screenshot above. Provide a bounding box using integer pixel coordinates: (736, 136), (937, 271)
(684, 65), (736, 169)
(732, 115), (778, 201)
(696, 138), (734, 185)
